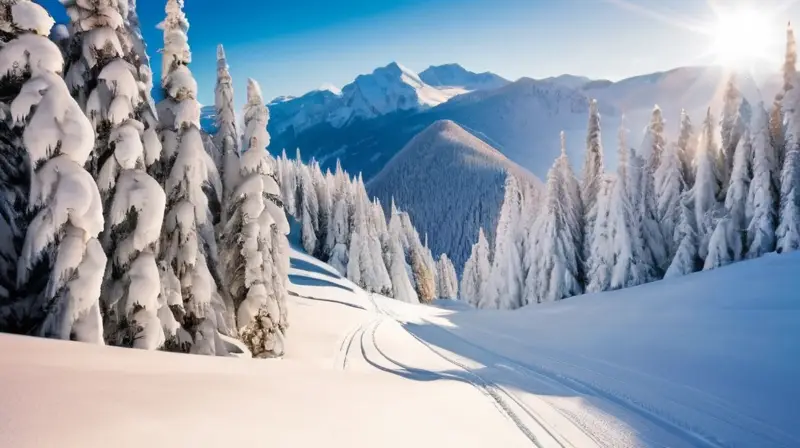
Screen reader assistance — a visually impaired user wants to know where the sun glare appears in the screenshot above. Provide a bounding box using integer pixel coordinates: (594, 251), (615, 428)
(712, 9), (775, 67)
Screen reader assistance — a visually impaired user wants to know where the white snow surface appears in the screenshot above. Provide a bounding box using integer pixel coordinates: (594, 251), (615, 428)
(1, 241), (797, 447)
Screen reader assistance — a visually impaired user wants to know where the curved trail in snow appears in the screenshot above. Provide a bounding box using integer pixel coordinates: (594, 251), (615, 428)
(363, 294), (581, 448)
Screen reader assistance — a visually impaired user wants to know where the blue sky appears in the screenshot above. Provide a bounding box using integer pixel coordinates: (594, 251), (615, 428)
(40, 0), (797, 106)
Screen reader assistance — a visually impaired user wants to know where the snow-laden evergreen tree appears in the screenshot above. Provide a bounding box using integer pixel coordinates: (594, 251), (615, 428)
(436, 254), (458, 299)
(460, 228), (490, 307)
(156, 0), (227, 354)
(372, 197), (389, 260)
(221, 79), (289, 358)
(525, 150), (583, 304)
(723, 129), (752, 261)
(483, 175), (525, 309)
(410, 243), (435, 303)
(665, 192), (700, 278)
(770, 100), (786, 174)
(297, 163), (319, 253)
(586, 175), (615, 293)
(777, 76), (800, 254)
(215, 44), (240, 220)
(0, 0), (34, 325)
(694, 109), (725, 262)
(0, 2), (106, 342)
(704, 216), (737, 271)
(747, 105), (779, 258)
(677, 109), (696, 188)
(642, 105), (666, 174)
(346, 179), (391, 294)
(422, 234), (438, 296)
(655, 142), (686, 261)
(311, 160), (332, 258)
(124, 0), (161, 188)
(581, 99), (604, 268)
(278, 150), (297, 217)
(638, 107), (668, 273)
(327, 178), (351, 274)
(629, 148), (664, 277)
(720, 75), (743, 186)
(61, 0), (169, 349)
(610, 124), (655, 289)
(557, 131), (584, 284)
(387, 205), (418, 303)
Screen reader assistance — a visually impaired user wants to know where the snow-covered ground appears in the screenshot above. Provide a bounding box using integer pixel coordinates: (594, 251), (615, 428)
(1, 245), (798, 447)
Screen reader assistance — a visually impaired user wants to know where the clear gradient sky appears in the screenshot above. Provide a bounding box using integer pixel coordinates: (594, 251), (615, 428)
(39, 0), (799, 106)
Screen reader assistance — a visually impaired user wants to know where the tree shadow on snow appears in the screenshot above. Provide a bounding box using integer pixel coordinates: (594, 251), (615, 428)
(388, 319), (738, 448)
(288, 274), (354, 292)
(290, 257), (343, 279)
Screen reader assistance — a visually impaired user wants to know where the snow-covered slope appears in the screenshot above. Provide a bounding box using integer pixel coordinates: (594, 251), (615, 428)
(2, 240), (796, 447)
(368, 120), (541, 271)
(419, 63), (510, 92)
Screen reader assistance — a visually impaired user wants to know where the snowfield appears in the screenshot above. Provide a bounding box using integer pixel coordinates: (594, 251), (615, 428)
(1, 244), (798, 447)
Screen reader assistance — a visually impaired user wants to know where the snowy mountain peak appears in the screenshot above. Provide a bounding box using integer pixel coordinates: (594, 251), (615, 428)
(329, 62), (463, 127)
(420, 63), (510, 91)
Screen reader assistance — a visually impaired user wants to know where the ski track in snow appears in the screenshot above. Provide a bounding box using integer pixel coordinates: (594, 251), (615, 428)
(287, 248), (797, 448)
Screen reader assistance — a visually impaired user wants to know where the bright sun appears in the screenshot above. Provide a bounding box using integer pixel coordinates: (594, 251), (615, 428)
(712, 9), (774, 66)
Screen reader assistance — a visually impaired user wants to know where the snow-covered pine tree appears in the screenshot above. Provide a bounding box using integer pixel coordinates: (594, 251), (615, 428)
(215, 44), (240, 221)
(610, 123), (655, 289)
(677, 109), (696, 188)
(655, 141), (686, 261)
(372, 197), (389, 260)
(642, 105), (666, 174)
(156, 0), (227, 354)
(1, 2), (107, 342)
(460, 228), (490, 307)
(327, 183), (350, 274)
(278, 150), (297, 217)
(777, 76), (800, 254)
(581, 99), (604, 270)
(410, 243), (435, 303)
(723, 129), (752, 261)
(422, 234), (438, 296)
(483, 175), (525, 309)
(703, 215), (736, 271)
(720, 75), (743, 186)
(311, 160), (332, 258)
(221, 79), (289, 358)
(770, 100), (786, 174)
(387, 210), (418, 304)
(526, 149), (583, 304)
(639, 106), (668, 273)
(557, 131), (584, 285)
(61, 0), (169, 349)
(586, 175), (615, 293)
(349, 179), (391, 295)
(694, 109), (725, 262)
(124, 0), (162, 185)
(747, 104), (779, 258)
(436, 254), (458, 299)
(297, 163), (319, 254)
(0, 1), (34, 327)
(665, 191), (700, 278)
